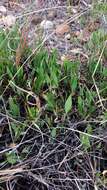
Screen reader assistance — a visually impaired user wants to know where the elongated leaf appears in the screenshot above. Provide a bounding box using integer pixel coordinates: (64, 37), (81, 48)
(7, 67), (13, 79)
(9, 97), (20, 117)
(51, 128), (57, 138)
(65, 94), (72, 114)
(80, 134), (90, 150)
(78, 96), (83, 115)
(71, 77), (78, 93)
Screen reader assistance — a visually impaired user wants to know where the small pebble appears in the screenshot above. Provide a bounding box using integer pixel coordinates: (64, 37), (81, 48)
(56, 23), (70, 35)
(31, 16), (42, 25)
(65, 33), (71, 40)
(2, 15), (16, 27)
(48, 10), (57, 20)
(0, 6), (7, 14)
(40, 20), (54, 30)
(72, 8), (77, 14)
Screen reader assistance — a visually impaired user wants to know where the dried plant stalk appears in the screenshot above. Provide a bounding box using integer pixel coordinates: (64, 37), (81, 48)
(16, 27), (28, 66)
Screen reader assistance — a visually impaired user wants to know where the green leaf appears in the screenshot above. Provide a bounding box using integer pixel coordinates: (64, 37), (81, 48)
(27, 107), (37, 119)
(78, 96), (83, 115)
(65, 94), (72, 114)
(6, 152), (18, 164)
(103, 68), (107, 77)
(80, 125), (92, 150)
(51, 128), (57, 138)
(16, 67), (24, 81)
(80, 134), (90, 150)
(51, 71), (58, 87)
(9, 97), (20, 117)
(43, 92), (55, 110)
(11, 123), (25, 140)
(71, 77), (78, 93)
(7, 67), (13, 79)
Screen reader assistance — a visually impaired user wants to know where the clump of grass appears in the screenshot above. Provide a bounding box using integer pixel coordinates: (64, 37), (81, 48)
(0, 24), (107, 189)
(0, 26), (107, 141)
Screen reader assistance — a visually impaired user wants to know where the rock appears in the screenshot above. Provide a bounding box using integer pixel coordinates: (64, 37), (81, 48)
(47, 10), (57, 20)
(31, 16), (42, 25)
(75, 31), (81, 37)
(72, 8), (77, 14)
(65, 33), (71, 40)
(56, 23), (70, 35)
(2, 15), (16, 27)
(40, 20), (54, 30)
(0, 6), (7, 14)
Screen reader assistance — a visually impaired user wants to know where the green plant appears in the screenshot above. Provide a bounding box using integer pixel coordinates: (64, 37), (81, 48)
(9, 97), (20, 117)
(65, 94), (72, 114)
(6, 151), (18, 165)
(80, 124), (92, 150)
(0, 25), (107, 177)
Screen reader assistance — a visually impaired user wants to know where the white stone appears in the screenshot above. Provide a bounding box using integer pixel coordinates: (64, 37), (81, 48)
(65, 33), (71, 40)
(0, 6), (7, 14)
(72, 8), (77, 14)
(40, 20), (54, 30)
(2, 15), (16, 27)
